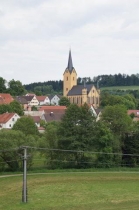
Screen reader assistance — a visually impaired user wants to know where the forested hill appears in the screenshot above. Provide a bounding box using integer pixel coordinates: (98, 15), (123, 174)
(24, 73), (139, 95)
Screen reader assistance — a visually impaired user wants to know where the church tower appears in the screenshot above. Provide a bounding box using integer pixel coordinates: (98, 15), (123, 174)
(63, 50), (77, 96)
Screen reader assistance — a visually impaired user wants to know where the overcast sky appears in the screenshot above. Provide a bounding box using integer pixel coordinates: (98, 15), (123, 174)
(0, 0), (139, 85)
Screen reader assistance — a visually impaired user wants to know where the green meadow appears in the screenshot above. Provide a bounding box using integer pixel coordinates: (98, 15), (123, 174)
(100, 85), (139, 90)
(0, 172), (139, 210)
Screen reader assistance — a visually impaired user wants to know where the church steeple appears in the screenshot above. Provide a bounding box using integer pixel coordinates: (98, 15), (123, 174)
(67, 49), (74, 73)
(63, 50), (77, 97)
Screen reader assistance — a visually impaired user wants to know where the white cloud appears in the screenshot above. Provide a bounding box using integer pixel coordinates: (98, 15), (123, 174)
(0, 0), (139, 84)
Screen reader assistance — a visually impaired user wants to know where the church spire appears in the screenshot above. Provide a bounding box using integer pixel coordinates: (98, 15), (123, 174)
(67, 49), (74, 73)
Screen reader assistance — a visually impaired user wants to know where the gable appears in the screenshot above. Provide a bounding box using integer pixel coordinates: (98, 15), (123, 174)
(0, 113), (18, 123)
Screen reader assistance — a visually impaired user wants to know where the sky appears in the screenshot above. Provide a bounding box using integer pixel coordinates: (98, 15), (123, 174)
(0, 0), (139, 85)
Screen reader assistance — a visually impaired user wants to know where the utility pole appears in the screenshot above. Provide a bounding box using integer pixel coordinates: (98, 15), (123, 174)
(22, 146), (27, 203)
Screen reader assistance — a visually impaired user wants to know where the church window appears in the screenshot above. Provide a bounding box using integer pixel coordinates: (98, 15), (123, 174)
(96, 97), (98, 104)
(93, 96), (94, 104)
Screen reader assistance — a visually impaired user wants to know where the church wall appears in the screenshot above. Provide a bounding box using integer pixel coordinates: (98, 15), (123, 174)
(88, 86), (100, 108)
(63, 70), (77, 96)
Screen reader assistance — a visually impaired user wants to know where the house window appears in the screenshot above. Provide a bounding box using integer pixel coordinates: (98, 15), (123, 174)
(67, 77), (68, 81)
(66, 88), (68, 91)
(12, 118), (14, 121)
(73, 77), (74, 80)
(9, 124), (11, 127)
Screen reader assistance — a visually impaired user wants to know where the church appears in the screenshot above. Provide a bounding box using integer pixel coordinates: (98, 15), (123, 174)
(63, 50), (100, 108)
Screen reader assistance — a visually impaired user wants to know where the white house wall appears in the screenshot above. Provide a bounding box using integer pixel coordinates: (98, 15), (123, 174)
(28, 96), (39, 106)
(1, 114), (20, 129)
(51, 95), (60, 105)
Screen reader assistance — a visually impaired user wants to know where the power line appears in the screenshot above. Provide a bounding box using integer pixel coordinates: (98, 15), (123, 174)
(0, 146), (139, 157)
(26, 146), (139, 157)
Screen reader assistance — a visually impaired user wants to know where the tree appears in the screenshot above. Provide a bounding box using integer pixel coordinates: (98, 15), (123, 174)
(31, 106), (38, 111)
(10, 100), (24, 116)
(100, 92), (136, 109)
(12, 116), (39, 136)
(122, 121), (139, 167)
(93, 121), (121, 167)
(0, 104), (12, 114)
(58, 103), (96, 168)
(39, 122), (59, 168)
(59, 96), (70, 107)
(101, 104), (132, 136)
(0, 129), (36, 171)
(0, 77), (7, 93)
(7, 79), (26, 96)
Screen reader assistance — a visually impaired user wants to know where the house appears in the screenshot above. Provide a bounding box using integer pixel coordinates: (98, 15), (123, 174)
(36, 96), (50, 105)
(86, 104), (102, 121)
(63, 50), (100, 108)
(39, 105), (66, 123)
(0, 93), (14, 105)
(48, 95), (61, 105)
(95, 108), (102, 121)
(127, 110), (139, 121)
(38, 126), (45, 133)
(31, 116), (41, 127)
(15, 96), (31, 111)
(22, 95), (39, 106)
(41, 110), (65, 123)
(15, 95), (39, 110)
(0, 113), (20, 129)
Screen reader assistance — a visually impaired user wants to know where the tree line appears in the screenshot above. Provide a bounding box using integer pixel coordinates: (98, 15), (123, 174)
(1, 74), (139, 96)
(0, 101), (139, 171)
(24, 73), (139, 95)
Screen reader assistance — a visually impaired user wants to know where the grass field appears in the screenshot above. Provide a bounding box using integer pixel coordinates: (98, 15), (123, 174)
(0, 172), (139, 210)
(100, 86), (139, 90)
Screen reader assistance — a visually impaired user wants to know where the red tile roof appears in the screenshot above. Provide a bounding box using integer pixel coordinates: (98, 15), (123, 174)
(39, 106), (67, 111)
(36, 96), (47, 101)
(127, 110), (139, 117)
(31, 116), (41, 123)
(0, 94), (14, 104)
(0, 113), (15, 123)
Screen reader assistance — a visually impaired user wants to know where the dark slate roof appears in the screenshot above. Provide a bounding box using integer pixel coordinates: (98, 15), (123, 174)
(43, 112), (65, 122)
(67, 84), (94, 96)
(67, 50), (73, 73)
(47, 95), (60, 100)
(95, 108), (102, 115)
(15, 96), (28, 104)
(22, 96), (34, 102)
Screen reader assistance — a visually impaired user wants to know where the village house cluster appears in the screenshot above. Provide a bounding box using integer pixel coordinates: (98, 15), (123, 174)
(0, 51), (138, 133)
